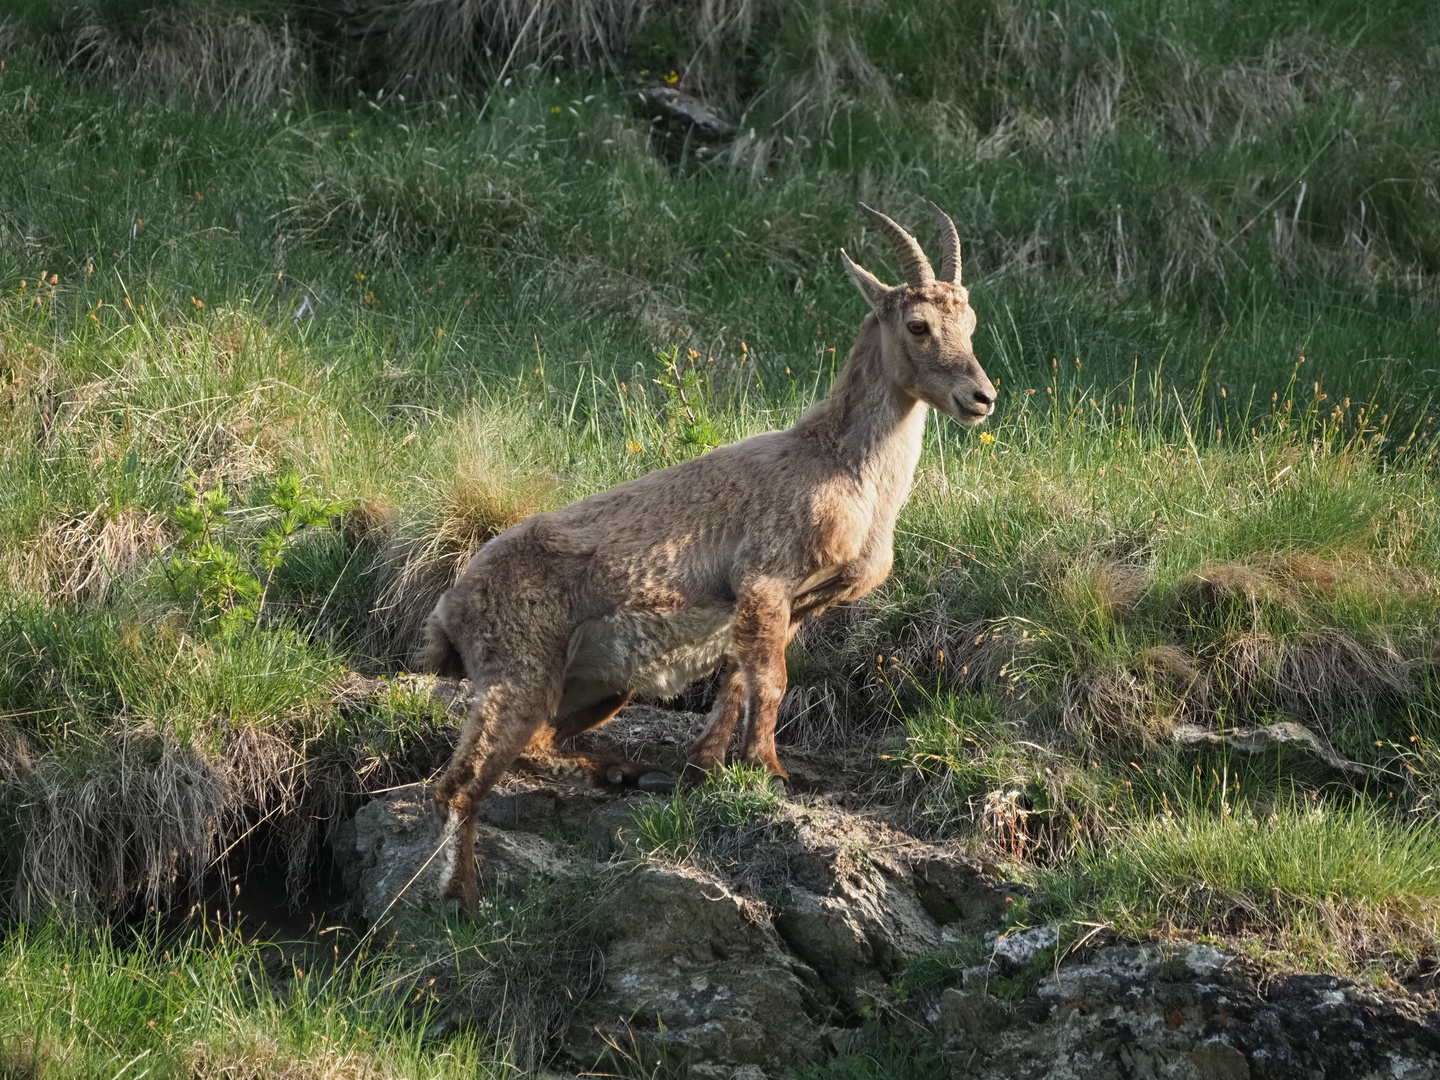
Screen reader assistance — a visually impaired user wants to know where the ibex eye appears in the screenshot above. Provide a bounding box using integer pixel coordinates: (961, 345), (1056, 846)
(907, 320), (928, 336)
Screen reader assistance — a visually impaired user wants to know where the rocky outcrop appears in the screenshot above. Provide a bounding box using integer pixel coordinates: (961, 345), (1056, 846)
(332, 771), (1014, 1074)
(330, 702), (1440, 1079)
(574, 861), (828, 1068)
(1172, 721), (1369, 780)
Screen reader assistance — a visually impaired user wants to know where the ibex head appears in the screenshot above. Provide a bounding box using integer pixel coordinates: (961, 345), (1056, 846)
(841, 203), (996, 426)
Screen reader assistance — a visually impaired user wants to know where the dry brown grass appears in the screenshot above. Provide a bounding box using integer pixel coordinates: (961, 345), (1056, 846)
(3, 685), (459, 921)
(0, 1038), (44, 1080)
(188, 1037), (396, 1080)
(68, 9), (299, 112)
(9, 729), (235, 920)
(0, 723), (37, 785)
(1061, 662), (1175, 744)
(9, 504), (170, 603)
(348, 0), (754, 92)
(363, 412), (555, 666)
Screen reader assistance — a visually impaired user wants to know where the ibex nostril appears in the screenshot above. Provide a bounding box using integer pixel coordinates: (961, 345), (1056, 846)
(974, 389), (995, 407)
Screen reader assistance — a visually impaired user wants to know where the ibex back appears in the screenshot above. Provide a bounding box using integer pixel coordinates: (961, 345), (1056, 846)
(423, 201), (995, 909)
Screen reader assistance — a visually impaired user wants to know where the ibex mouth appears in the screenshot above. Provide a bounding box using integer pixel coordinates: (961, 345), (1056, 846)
(952, 395), (993, 424)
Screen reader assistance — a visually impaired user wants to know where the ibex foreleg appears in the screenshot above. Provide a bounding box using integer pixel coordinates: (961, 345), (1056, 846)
(689, 583), (829, 779)
(733, 577), (791, 778)
(686, 661), (746, 776)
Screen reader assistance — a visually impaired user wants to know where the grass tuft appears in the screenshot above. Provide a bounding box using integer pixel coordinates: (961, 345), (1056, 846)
(631, 763), (784, 863)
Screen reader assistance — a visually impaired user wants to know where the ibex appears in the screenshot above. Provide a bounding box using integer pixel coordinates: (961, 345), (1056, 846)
(423, 202), (995, 909)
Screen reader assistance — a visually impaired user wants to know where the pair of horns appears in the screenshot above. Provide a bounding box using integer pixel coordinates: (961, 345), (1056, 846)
(858, 201), (962, 287)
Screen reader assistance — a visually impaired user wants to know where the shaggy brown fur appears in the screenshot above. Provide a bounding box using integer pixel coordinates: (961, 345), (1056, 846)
(423, 202), (996, 908)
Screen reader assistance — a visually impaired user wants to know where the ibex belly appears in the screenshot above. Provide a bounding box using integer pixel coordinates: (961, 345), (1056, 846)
(561, 605), (734, 710)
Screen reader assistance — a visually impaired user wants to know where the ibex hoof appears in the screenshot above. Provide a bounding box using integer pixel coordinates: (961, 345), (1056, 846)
(443, 876), (481, 914)
(767, 770), (812, 795)
(638, 770), (676, 794)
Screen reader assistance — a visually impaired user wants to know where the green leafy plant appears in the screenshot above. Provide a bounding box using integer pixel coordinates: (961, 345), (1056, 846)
(168, 473), (342, 636)
(653, 344), (721, 453)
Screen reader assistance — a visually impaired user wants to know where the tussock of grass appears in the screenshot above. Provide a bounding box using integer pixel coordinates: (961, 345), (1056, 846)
(69, 7), (300, 113)
(392, 874), (613, 1071)
(0, 599), (459, 917)
(12, 504), (170, 603)
(362, 401), (560, 665)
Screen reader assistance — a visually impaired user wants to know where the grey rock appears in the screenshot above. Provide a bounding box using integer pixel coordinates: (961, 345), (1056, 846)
(990, 925), (1060, 970)
(638, 85), (736, 142)
(332, 787), (455, 924)
(333, 784), (584, 922)
(913, 857), (1023, 927)
(688, 1066), (771, 1080)
(1173, 721), (1368, 778)
(638, 770), (677, 793)
(774, 851), (944, 1009)
(569, 863), (825, 1072)
(1190, 1038), (1250, 1080)
(937, 987), (1015, 1050)
(946, 944), (1440, 1080)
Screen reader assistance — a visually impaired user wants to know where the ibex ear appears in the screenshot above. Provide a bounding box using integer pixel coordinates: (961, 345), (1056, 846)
(840, 248), (890, 312)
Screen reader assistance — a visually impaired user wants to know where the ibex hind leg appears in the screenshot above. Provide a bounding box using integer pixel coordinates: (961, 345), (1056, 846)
(433, 672), (558, 911)
(524, 693), (676, 792)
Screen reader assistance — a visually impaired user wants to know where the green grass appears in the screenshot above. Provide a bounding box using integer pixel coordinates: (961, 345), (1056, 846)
(631, 763), (785, 861)
(389, 874), (618, 1073)
(1029, 797), (1440, 971)
(1, 0), (1440, 1070)
(0, 922), (503, 1080)
(790, 1036), (946, 1080)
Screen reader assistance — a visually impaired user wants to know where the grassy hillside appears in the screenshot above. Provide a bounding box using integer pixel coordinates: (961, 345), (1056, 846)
(2, 0), (1439, 1075)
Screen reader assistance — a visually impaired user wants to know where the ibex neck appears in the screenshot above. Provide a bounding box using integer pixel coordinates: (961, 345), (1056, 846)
(799, 315), (928, 473)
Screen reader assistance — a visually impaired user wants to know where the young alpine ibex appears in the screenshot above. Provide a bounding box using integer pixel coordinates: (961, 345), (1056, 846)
(423, 202), (995, 908)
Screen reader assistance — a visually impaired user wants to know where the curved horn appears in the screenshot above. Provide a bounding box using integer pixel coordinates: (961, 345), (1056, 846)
(929, 201), (962, 284)
(859, 202), (934, 287)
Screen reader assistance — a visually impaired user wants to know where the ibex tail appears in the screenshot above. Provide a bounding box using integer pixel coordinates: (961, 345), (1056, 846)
(418, 605), (466, 679)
